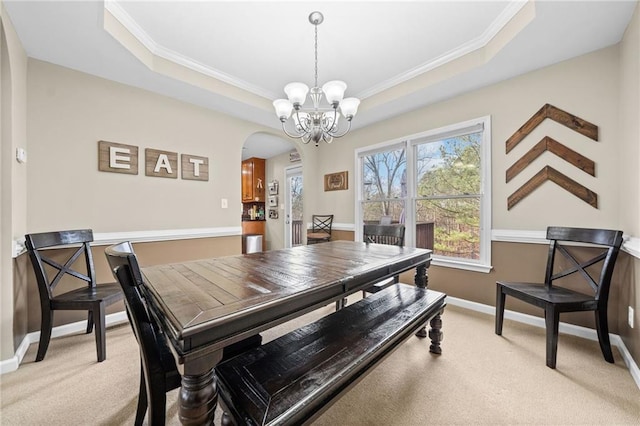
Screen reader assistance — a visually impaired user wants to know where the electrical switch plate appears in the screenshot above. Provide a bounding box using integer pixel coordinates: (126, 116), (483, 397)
(16, 148), (27, 163)
(629, 306), (634, 328)
(221, 198), (228, 209)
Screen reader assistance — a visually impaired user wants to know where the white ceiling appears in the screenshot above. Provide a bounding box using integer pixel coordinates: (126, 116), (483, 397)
(3, 1), (637, 159)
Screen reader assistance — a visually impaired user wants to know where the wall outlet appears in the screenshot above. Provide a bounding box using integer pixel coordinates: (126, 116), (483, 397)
(629, 306), (635, 329)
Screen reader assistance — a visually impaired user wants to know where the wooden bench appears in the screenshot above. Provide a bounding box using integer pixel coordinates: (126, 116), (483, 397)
(216, 283), (446, 425)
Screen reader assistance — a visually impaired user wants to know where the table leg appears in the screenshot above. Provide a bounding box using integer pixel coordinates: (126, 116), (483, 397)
(178, 370), (216, 425)
(178, 352), (222, 425)
(414, 263), (429, 337)
(428, 310), (444, 354)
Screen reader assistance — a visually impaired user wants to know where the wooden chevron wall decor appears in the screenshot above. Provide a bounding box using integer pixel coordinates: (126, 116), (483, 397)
(506, 136), (595, 182)
(505, 104), (600, 210)
(507, 166), (598, 210)
(505, 104), (598, 153)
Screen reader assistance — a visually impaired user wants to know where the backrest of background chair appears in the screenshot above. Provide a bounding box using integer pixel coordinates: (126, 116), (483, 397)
(105, 242), (172, 379)
(25, 229), (96, 300)
(544, 226), (624, 303)
(363, 224), (406, 247)
(311, 215), (334, 234)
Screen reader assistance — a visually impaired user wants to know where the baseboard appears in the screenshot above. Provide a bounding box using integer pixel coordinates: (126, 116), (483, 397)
(0, 311), (129, 374)
(446, 296), (640, 390)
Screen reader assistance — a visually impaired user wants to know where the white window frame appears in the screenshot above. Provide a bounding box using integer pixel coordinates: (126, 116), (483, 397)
(355, 116), (492, 273)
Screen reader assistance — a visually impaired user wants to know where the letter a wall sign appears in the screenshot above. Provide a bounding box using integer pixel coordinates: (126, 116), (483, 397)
(98, 140), (208, 181)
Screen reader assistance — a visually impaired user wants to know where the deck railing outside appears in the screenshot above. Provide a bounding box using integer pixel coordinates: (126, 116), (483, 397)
(291, 220), (434, 249)
(292, 220), (303, 246)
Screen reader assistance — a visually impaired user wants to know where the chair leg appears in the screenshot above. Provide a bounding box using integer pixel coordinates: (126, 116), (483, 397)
(545, 308), (560, 369)
(335, 298), (346, 311)
(94, 303), (106, 362)
(146, 379), (167, 426)
(36, 308), (54, 362)
(86, 310), (94, 334)
(495, 285), (506, 335)
(134, 363), (148, 426)
(595, 309), (614, 363)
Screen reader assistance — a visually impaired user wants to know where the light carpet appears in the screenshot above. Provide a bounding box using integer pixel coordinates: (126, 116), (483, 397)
(1, 299), (638, 425)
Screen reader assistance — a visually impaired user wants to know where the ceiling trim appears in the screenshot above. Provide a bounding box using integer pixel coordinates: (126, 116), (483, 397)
(105, 0), (530, 104)
(355, 0), (530, 99)
(105, 0), (277, 100)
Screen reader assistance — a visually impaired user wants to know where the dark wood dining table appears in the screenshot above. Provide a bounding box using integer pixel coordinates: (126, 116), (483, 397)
(139, 240), (433, 425)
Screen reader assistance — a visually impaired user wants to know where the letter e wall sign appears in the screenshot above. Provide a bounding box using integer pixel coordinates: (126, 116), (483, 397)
(145, 148), (178, 179)
(98, 140), (139, 174)
(181, 154), (209, 181)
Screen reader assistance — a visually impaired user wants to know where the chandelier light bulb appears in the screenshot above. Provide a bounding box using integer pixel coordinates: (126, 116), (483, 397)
(284, 82), (309, 107)
(273, 99), (293, 121)
(322, 80), (347, 105)
(339, 98), (360, 120)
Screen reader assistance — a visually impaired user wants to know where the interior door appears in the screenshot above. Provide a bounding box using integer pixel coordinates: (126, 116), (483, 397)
(284, 165), (303, 248)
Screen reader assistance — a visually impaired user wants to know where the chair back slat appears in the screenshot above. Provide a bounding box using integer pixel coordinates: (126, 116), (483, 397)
(311, 215), (333, 234)
(544, 227), (624, 302)
(25, 230), (97, 297)
(363, 224), (405, 247)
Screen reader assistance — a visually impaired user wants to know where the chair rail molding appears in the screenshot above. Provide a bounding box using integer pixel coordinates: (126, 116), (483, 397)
(13, 226), (242, 258)
(492, 229), (639, 260)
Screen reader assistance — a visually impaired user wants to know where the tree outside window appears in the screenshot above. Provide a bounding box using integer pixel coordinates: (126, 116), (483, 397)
(415, 132), (481, 259)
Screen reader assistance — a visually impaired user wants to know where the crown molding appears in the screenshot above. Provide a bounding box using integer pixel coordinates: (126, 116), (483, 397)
(355, 0), (531, 99)
(104, 0), (277, 100)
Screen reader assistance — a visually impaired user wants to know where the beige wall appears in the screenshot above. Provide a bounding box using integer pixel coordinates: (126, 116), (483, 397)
(265, 150), (293, 250)
(314, 46), (622, 230)
(1, 3), (28, 360)
(26, 60), (275, 233)
(617, 3), (640, 359)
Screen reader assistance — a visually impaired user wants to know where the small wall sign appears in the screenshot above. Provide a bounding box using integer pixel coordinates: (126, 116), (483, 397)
(98, 140), (139, 174)
(181, 154), (209, 181)
(324, 171), (348, 191)
(145, 148), (178, 179)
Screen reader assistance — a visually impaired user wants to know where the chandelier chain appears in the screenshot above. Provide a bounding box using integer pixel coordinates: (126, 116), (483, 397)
(314, 23), (318, 89)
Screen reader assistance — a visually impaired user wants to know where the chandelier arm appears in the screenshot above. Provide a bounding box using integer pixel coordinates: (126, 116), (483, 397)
(326, 119), (353, 139)
(294, 109), (312, 133)
(322, 107), (340, 134)
(280, 121), (305, 139)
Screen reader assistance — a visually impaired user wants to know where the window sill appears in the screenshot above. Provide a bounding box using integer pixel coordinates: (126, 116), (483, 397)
(430, 257), (493, 273)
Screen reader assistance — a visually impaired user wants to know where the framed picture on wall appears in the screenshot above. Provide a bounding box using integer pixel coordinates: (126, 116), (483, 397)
(268, 196), (278, 207)
(324, 171), (348, 191)
(268, 181), (279, 195)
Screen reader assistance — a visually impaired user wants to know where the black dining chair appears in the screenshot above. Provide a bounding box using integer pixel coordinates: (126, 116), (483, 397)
(336, 224), (407, 311)
(307, 214), (333, 244)
(105, 241), (181, 426)
(495, 226), (624, 369)
(362, 224), (406, 296)
(105, 241), (262, 425)
(25, 229), (123, 362)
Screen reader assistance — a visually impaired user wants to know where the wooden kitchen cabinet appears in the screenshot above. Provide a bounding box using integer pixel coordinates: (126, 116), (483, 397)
(242, 157), (266, 202)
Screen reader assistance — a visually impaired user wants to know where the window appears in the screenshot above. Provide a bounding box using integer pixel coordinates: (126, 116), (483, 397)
(355, 116), (491, 272)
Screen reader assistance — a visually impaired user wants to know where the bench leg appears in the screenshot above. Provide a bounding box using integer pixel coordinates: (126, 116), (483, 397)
(414, 263), (429, 337)
(428, 311), (444, 354)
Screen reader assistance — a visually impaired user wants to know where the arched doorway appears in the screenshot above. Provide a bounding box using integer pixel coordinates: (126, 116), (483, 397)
(242, 133), (302, 251)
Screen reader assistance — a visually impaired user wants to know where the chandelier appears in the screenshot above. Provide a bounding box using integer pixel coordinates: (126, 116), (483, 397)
(273, 11), (360, 146)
